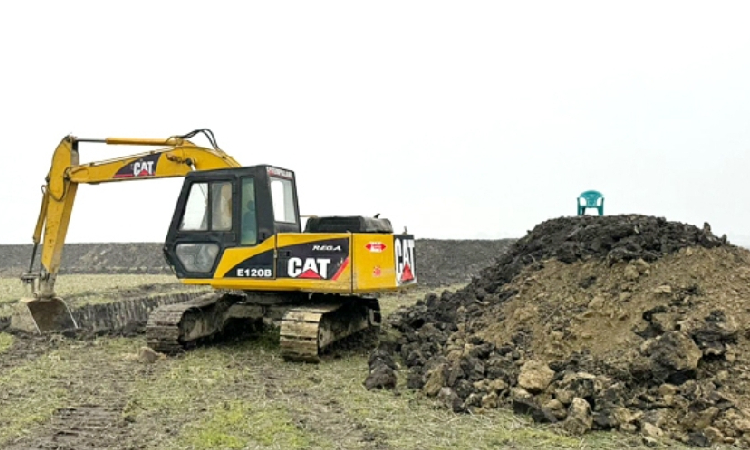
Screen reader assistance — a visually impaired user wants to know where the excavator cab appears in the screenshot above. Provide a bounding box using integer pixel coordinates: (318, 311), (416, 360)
(163, 165), (301, 279)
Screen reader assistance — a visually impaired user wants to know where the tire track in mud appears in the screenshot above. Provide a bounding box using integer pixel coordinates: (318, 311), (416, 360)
(1, 340), (157, 450)
(0, 335), (55, 374)
(6, 405), (130, 450)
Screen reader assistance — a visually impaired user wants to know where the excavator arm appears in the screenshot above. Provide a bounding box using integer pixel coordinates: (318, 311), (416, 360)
(17, 129), (242, 332)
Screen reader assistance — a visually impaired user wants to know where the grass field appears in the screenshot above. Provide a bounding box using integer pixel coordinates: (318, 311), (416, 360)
(0, 276), (674, 449)
(0, 274), (209, 322)
(0, 274), (200, 304)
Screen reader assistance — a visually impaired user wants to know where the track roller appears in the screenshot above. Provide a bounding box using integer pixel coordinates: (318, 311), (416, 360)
(280, 295), (381, 362)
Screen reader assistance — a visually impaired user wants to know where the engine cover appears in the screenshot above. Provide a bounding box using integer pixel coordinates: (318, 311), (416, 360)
(304, 215), (393, 234)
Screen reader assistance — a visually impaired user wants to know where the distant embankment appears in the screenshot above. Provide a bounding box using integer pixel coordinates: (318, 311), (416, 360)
(0, 239), (516, 288)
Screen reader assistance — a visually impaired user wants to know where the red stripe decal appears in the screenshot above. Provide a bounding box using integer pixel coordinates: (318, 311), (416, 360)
(331, 257), (349, 281)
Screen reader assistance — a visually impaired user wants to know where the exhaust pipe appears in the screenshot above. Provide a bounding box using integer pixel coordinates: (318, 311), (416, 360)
(10, 297), (78, 334)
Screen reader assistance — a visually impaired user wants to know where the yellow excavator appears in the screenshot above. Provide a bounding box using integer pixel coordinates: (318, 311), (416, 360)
(13, 129), (417, 361)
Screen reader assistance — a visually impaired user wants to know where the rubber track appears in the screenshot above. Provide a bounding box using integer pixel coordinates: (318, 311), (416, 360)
(280, 297), (380, 362)
(279, 302), (341, 363)
(145, 292), (224, 354)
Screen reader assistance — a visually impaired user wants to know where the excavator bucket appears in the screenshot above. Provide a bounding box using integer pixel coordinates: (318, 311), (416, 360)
(10, 297), (78, 334)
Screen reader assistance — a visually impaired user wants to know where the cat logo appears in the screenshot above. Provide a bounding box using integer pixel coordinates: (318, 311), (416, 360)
(288, 257), (331, 279)
(395, 236), (416, 284)
(132, 160), (155, 177)
(114, 153), (161, 178)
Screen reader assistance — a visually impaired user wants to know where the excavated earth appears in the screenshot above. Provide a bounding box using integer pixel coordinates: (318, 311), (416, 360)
(367, 215), (750, 448)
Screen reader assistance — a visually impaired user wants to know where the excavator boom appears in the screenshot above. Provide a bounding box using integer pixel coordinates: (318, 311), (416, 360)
(15, 129), (241, 333)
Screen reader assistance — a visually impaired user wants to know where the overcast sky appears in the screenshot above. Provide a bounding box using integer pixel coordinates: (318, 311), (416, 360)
(1, 1), (749, 245)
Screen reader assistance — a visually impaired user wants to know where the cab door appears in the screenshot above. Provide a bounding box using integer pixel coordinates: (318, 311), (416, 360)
(164, 175), (238, 279)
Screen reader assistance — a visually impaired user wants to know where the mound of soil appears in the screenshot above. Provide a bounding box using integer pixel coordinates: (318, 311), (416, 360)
(0, 239), (515, 288)
(413, 239), (515, 287)
(0, 243), (172, 276)
(371, 215), (750, 447)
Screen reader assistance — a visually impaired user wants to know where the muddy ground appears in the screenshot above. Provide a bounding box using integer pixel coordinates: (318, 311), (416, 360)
(0, 286), (663, 450)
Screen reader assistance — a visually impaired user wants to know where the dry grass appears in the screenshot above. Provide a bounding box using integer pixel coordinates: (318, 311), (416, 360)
(0, 274), (207, 323)
(0, 333), (12, 354)
(180, 400), (315, 449)
(0, 274), (181, 303)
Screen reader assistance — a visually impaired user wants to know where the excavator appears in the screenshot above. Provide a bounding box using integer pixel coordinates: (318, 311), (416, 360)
(12, 129), (417, 362)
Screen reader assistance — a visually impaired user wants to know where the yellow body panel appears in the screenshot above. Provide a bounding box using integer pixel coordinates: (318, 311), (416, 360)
(182, 233), (417, 295)
(211, 236), (278, 279)
(351, 234), (398, 291)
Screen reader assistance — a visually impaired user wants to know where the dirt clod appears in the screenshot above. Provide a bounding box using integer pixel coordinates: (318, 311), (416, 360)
(137, 346), (165, 363)
(364, 348), (398, 390)
(517, 360), (555, 392)
(563, 398), (593, 435)
(374, 214), (750, 446)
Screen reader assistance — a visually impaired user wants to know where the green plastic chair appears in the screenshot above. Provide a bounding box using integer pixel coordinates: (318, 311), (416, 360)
(577, 190), (604, 215)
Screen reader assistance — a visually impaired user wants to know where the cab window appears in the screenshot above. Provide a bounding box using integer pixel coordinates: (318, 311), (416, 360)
(179, 181), (233, 232)
(180, 183), (209, 231)
(211, 182), (233, 231)
(241, 177), (257, 245)
(270, 177), (296, 223)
